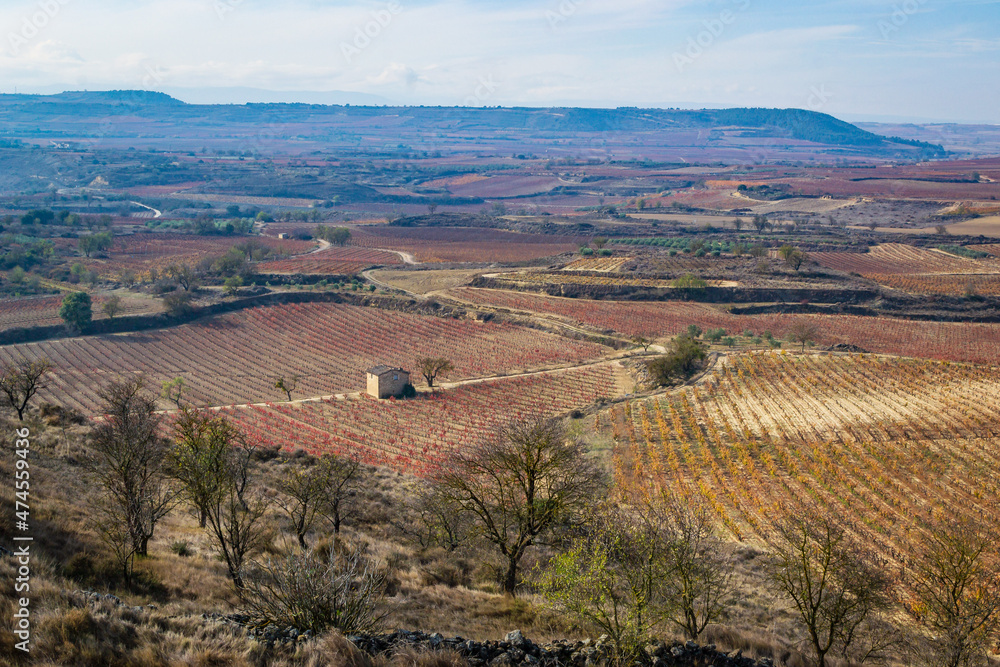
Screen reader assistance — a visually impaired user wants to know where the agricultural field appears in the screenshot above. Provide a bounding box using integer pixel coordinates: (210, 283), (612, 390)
(216, 362), (627, 476)
(446, 287), (1000, 363)
(350, 226), (587, 263)
(866, 273), (1000, 296)
(561, 256), (631, 272)
(489, 272), (690, 289)
(971, 243), (1000, 257)
(0, 293), (162, 332)
(609, 352), (1000, 569)
(366, 268), (485, 295)
(438, 174), (563, 198)
(83, 234), (315, 280)
(812, 243), (1000, 295)
(945, 215), (1000, 237)
(0, 302), (606, 414)
(812, 243), (1000, 275)
(257, 246), (402, 275)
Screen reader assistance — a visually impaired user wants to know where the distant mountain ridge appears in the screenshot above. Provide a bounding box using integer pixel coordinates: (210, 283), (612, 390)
(0, 90), (945, 158)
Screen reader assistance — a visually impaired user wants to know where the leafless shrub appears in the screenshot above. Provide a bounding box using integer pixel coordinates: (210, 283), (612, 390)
(240, 541), (388, 634)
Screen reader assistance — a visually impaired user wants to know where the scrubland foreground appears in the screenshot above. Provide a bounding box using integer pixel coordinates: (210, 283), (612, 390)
(2, 349), (999, 667)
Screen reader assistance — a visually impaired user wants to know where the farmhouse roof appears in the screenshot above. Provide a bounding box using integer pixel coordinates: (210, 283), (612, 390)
(367, 365), (406, 376)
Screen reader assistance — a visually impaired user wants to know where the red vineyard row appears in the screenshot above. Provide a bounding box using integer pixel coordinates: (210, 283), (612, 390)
(448, 287), (1000, 364)
(0, 302), (606, 414)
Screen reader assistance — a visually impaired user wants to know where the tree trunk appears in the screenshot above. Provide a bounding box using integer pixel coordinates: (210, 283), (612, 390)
(199, 509), (208, 528)
(502, 557), (519, 596)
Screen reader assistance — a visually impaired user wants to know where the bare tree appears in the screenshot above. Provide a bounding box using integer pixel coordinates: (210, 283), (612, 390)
(92, 502), (140, 587)
(655, 492), (737, 640)
(277, 455), (361, 547)
(908, 519), (1000, 667)
(198, 417), (270, 591)
(274, 375), (298, 401)
(787, 321), (820, 352)
(89, 378), (176, 583)
(434, 415), (605, 595)
(394, 487), (470, 552)
(0, 358), (53, 421)
(166, 263), (199, 291)
(415, 357), (454, 389)
(768, 517), (893, 667)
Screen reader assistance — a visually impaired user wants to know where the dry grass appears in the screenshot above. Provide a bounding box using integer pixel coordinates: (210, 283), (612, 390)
(367, 269), (484, 295)
(946, 215), (1000, 237)
(0, 410), (939, 666)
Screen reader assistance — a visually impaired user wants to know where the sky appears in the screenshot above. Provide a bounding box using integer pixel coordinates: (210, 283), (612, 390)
(0, 0), (998, 123)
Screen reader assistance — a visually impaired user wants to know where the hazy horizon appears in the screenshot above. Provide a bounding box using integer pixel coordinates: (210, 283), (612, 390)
(2, 0), (999, 124)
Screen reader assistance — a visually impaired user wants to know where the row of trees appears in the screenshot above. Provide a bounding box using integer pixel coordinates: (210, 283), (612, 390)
(84, 376), (364, 589)
(83, 375), (382, 633)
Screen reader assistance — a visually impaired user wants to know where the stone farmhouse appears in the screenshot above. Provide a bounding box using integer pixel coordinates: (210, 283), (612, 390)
(366, 365), (410, 399)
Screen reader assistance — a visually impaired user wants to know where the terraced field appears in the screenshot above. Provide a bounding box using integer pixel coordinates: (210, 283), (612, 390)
(447, 287), (1000, 364)
(0, 293), (162, 332)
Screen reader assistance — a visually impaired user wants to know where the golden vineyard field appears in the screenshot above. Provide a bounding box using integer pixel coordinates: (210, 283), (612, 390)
(561, 256), (631, 272)
(608, 352), (1000, 575)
